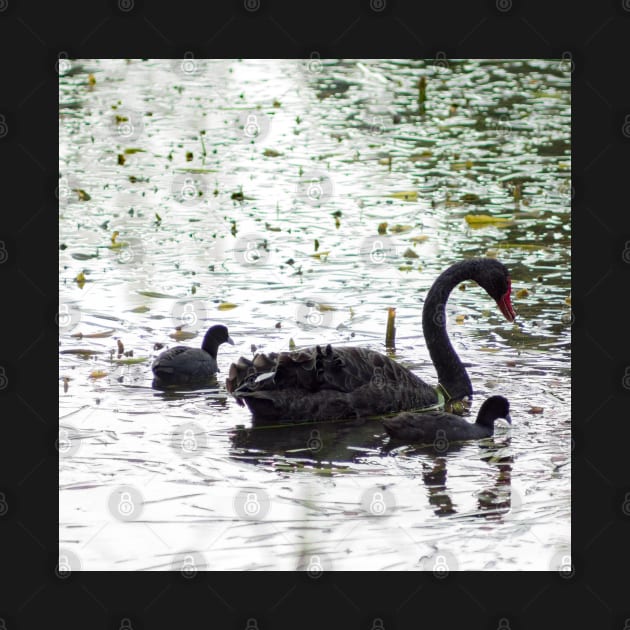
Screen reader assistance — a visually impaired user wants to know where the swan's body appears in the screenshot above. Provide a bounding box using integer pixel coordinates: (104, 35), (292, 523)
(382, 395), (511, 443)
(226, 259), (515, 422)
(152, 324), (234, 389)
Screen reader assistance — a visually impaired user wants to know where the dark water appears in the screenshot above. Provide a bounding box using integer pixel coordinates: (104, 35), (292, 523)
(59, 59), (570, 571)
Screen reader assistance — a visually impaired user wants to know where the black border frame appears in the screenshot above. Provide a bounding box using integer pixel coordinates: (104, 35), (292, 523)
(2, 0), (629, 627)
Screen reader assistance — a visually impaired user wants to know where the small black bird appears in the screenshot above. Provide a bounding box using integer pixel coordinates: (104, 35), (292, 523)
(382, 395), (511, 444)
(152, 325), (234, 389)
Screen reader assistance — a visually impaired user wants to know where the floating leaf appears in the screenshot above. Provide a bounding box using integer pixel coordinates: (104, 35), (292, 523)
(389, 224), (413, 234)
(89, 370), (108, 379)
(289, 338), (296, 350)
(516, 288), (529, 298)
(402, 248), (419, 258)
(310, 251), (330, 260)
(71, 329), (115, 339)
(169, 330), (195, 341)
(455, 314), (467, 324)
(265, 222), (281, 232)
(528, 406), (544, 414)
(75, 271), (86, 287)
(218, 302), (238, 311)
(390, 191), (418, 201)
(124, 148), (145, 154)
(263, 149), (282, 157)
(60, 349), (101, 357)
(137, 290), (177, 298)
(71, 252), (98, 260)
(73, 189), (91, 201)
(112, 357), (148, 365)
(378, 222), (388, 235)
(409, 235), (428, 243)
(465, 214), (512, 227)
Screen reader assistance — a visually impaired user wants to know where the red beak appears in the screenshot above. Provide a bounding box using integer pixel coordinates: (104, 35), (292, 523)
(497, 280), (516, 322)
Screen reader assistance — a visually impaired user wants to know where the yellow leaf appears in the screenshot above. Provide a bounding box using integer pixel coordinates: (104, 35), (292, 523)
(516, 288), (529, 298)
(289, 338), (296, 350)
(310, 251), (330, 260)
(455, 314), (466, 324)
(218, 302), (238, 310)
(75, 272), (86, 287)
(377, 222), (388, 235)
(89, 370), (108, 379)
(390, 191), (418, 201)
(410, 235), (428, 243)
(465, 214), (512, 227)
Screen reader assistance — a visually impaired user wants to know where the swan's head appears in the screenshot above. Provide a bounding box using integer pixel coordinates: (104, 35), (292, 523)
(475, 259), (516, 322)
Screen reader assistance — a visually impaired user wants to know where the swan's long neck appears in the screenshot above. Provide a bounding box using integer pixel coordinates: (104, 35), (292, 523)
(422, 261), (478, 401)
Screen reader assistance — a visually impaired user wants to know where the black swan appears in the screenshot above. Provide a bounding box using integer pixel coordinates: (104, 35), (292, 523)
(226, 258), (515, 422)
(152, 324), (234, 389)
(382, 395), (511, 443)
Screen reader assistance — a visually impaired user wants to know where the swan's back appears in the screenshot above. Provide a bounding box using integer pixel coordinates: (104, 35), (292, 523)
(226, 344), (438, 422)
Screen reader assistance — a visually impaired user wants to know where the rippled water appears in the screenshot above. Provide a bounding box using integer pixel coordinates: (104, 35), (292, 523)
(59, 59), (570, 571)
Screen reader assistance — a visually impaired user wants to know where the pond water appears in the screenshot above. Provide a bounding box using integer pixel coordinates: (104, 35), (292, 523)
(59, 58), (571, 571)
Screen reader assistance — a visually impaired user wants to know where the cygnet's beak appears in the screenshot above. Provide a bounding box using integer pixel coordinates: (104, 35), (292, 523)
(227, 336), (235, 345)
